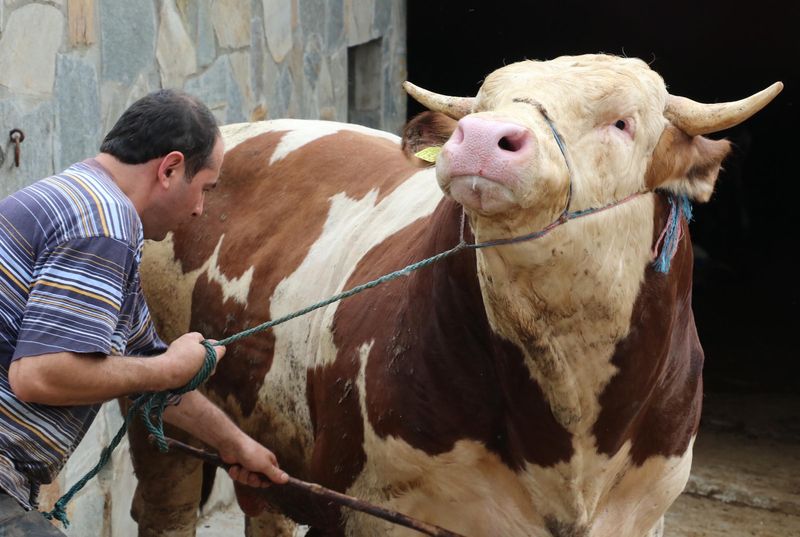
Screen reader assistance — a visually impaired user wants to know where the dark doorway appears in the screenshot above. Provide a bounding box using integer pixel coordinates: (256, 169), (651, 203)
(407, 0), (800, 394)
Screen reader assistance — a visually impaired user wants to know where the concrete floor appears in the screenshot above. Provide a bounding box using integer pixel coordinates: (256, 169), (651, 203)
(666, 393), (800, 537)
(198, 393), (799, 536)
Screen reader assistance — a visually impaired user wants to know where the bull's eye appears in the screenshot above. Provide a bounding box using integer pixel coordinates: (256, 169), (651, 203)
(614, 120), (627, 130)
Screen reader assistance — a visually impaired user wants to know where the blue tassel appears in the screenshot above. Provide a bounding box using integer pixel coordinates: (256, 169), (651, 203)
(654, 194), (692, 273)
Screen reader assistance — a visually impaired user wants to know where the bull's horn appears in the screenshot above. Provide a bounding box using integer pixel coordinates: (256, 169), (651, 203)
(665, 81), (783, 136)
(403, 81), (475, 120)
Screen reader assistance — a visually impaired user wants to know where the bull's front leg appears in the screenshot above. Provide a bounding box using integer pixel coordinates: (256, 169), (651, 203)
(647, 516), (665, 537)
(125, 399), (204, 537)
(245, 512), (297, 536)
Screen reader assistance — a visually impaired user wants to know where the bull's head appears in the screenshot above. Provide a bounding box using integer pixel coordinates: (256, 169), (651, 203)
(404, 54), (781, 242)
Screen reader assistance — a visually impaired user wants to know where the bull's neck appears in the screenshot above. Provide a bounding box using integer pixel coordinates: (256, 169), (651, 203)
(471, 194), (657, 430)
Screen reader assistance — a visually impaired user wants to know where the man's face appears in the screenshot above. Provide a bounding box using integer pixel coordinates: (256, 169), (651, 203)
(146, 135), (224, 240)
(174, 136), (224, 220)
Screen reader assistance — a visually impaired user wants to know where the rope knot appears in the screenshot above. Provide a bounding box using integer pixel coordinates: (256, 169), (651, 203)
(42, 504), (69, 528)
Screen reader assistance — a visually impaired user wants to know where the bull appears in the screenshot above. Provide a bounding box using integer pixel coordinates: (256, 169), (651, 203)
(128, 54), (781, 536)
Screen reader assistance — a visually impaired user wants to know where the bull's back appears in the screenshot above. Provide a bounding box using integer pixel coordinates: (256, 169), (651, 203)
(140, 119), (443, 472)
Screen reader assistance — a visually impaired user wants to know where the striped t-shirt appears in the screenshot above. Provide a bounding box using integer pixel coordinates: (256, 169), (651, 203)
(0, 159), (167, 509)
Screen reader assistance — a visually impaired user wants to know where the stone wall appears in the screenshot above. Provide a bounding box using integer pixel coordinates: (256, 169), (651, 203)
(0, 1), (406, 535)
(0, 0), (407, 196)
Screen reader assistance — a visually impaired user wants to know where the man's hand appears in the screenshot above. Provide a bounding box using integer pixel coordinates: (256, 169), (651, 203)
(157, 333), (226, 391)
(218, 433), (289, 487)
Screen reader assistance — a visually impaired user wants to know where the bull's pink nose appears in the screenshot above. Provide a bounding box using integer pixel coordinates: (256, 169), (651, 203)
(444, 116), (533, 181)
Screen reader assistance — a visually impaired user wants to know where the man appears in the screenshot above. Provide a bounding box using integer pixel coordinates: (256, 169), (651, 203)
(0, 89), (288, 533)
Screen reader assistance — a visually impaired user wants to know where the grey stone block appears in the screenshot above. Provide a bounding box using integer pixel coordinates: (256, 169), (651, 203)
(324, 0), (345, 52)
(100, 0), (157, 85)
(54, 54), (102, 172)
(373, 0), (392, 35)
(196, 0), (217, 69)
(185, 55), (245, 124)
(303, 33), (323, 89)
(251, 16), (266, 98)
(268, 63), (294, 118)
(299, 0), (325, 39)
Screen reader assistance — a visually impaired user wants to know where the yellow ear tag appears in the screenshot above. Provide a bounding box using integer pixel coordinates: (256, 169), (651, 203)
(414, 146), (442, 163)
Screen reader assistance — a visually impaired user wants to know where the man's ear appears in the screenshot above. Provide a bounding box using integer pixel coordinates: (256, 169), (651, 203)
(645, 124), (732, 203)
(157, 151), (186, 187)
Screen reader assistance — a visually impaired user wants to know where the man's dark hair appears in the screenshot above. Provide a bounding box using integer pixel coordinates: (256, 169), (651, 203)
(100, 89), (220, 180)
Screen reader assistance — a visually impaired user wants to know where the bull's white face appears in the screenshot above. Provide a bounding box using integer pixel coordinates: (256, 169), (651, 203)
(431, 55), (684, 433)
(436, 55), (668, 236)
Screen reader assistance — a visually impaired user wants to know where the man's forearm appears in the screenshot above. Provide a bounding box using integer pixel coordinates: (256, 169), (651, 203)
(163, 391), (289, 487)
(8, 351), (168, 406)
(163, 391), (245, 451)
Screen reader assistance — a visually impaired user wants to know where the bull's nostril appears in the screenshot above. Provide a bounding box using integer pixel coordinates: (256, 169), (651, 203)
(498, 137), (516, 151)
(498, 132), (526, 152)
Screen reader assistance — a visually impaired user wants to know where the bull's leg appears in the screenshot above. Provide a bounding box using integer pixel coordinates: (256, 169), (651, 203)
(647, 516), (665, 537)
(244, 512), (297, 536)
(125, 400), (203, 537)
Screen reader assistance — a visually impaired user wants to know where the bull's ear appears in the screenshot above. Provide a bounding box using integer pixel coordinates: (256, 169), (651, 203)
(401, 111), (458, 163)
(645, 124), (732, 203)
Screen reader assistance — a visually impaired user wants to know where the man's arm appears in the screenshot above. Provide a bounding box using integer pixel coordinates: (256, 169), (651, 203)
(163, 390), (289, 486)
(8, 333), (223, 406)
